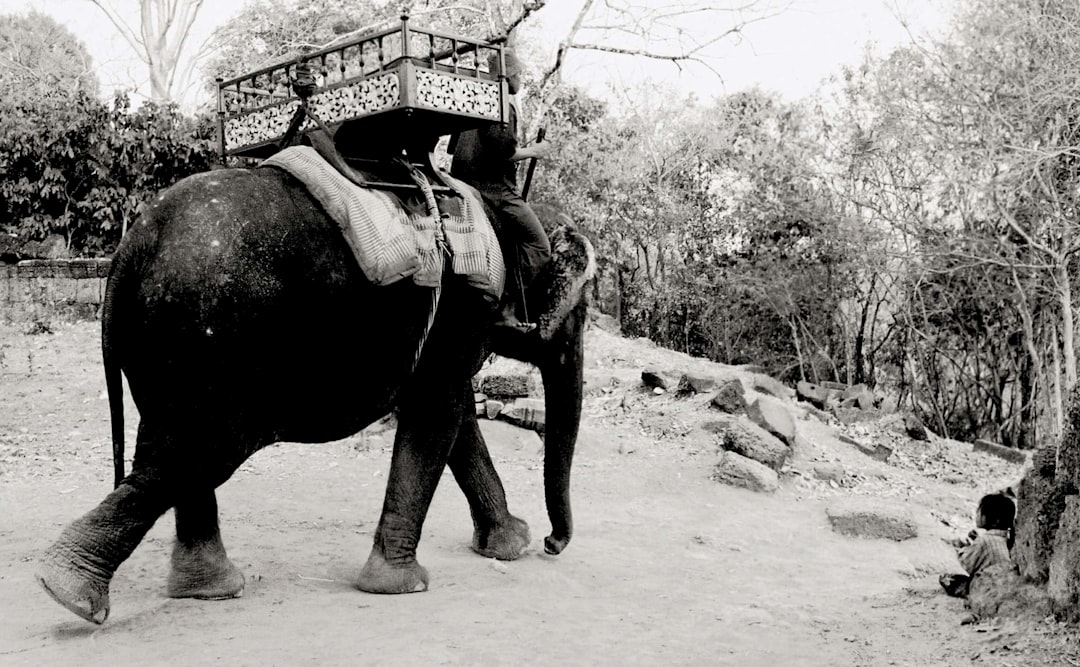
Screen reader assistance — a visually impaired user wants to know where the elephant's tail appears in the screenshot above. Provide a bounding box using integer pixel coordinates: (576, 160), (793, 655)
(102, 245), (129, 489)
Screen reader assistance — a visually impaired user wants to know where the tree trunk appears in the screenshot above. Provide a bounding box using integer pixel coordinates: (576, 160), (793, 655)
(1060, 263), (1077, 394)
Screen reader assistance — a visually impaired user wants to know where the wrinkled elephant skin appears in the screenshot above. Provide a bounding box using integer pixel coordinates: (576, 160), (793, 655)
(36, 167), (588, 623)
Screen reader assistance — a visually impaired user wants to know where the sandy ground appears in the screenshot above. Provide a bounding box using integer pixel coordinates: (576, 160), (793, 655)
(2, 320), (1078, 666)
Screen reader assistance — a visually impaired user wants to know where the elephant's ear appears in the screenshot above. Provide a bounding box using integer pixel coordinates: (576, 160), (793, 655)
(536, 225), (596, 341)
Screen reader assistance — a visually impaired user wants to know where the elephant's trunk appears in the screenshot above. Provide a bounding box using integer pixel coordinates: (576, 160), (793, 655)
(539, 301), (586, 554)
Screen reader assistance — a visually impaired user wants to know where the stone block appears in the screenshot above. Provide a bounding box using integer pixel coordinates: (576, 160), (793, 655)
(676, 373), (716, 395)
(711, 451), (779, 493)
(498, 398), (545, 433)
(795, 381), (833, 409)
(903, 412), (929, 441)
(641, 368), (673, 392)
(973, 439), (1029, 465)
(841, 383), (875, 410)
(826, 502), (917, 541)
(713, 419), (790, 471)
(480, 374), (532, 399)
(837, 433), (892, 462)
(710, 379), (747, 414)
(746, 396), (795, 447)
(485, 399), (504, 420)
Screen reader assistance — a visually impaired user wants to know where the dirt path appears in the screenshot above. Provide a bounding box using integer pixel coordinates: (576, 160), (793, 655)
(1, 322), (1076, 665)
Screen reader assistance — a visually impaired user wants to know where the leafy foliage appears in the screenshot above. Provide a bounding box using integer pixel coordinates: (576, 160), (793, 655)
(0, 92), (216, 255)
(0, 10), (99, 103)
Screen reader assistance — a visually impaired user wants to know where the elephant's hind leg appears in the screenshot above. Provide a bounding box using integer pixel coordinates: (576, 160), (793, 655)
(448, 416), (530, 561)
(168, 490), (245, 600)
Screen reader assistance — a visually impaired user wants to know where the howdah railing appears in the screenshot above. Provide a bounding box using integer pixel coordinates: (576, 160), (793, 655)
(216, 16), (509, 159)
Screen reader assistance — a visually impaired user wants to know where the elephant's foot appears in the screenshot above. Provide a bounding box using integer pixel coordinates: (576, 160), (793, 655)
(36, 549), (111, 624)
(356, 547), (428, 594)
(471, 515), (531, 561)
(167, 541), (245, 600)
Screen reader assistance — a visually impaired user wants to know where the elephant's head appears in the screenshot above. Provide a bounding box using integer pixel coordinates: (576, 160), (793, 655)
(494, 211), (596, 555)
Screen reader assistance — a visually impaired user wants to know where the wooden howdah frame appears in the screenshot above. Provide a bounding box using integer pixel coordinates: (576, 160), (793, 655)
(216, 16), (510, 160)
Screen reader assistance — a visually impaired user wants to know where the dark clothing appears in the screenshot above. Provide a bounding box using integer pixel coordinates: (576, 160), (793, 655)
(450, 105), (521, 190)
(450, 103), (550, 308)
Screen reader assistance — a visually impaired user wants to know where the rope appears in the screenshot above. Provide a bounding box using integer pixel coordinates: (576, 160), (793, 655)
(404, 163), (450, 376)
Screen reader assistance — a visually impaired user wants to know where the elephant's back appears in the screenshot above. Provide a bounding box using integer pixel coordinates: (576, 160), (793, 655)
(110, 167), (431, 434)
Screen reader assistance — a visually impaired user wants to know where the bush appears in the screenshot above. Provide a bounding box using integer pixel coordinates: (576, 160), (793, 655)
(0, 91), (216, 256)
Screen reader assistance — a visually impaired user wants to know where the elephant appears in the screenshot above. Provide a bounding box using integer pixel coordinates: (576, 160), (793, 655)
(35, 162), (595, 624)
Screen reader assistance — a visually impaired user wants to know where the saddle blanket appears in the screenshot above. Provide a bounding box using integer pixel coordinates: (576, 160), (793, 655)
(261, 146), (504, 300)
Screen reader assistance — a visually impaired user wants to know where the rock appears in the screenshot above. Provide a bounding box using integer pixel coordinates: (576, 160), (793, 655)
(813, 463), (845, 482)
(711, 451), (779, 493)
(903, 412), (929, 441)
(837, 433), (892, 462)
(751, 375), (794, 401)
(710, 379), (747, 414)
(841, 383), (875, 410)
(826, 502), (917, 541)
(1013, 446), (1068, 582)
(589, 311), (622, 334)
(746, 396), (795, 447)
(968, 563), (1053, 621)
(795, 381), (833, 409)
(713, 419), (790, 471)
(831, 406), (883, 424)
(1049, 495), (1080, 615)
(474, 392), (488, 403)
(475, 402), (487, 416)
(42, 234), (69, 259)
(498, 398), (546, 433)
(485, 399), (504, 419)
(677, 373), (716, 396)
(973, 439), (1029, 465)
(480, 374), (532, 399)
(641, 369), (672, 392)
(479, 420), (543, 452)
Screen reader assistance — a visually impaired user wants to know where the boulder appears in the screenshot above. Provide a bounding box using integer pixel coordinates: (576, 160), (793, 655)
(498, 398), (546, 433)
(480, 374), (532, 399)
(676, 373), (716, 396)
(903, 412), (929, 441)
(826, 502), (917, 541)
(1049, 495), (1080, 615)
(711, 451), (779, 493)
(714, 419), (790, 471)
(795, 381), (833, 409)
(1013, 446), (1069, 582)
(710, 379), (747, 414)
(968, 563), (1053, 621)
(813, 463), (845, 482)
(751, 375), (794, 401)
(837, 434), (892, 463)
(841, 383), (875, 410)
(746, 396), (795, 448)
(973, 439), (1029, 465)
(641, 368), (673, 392)
(484, 399), (505, 420)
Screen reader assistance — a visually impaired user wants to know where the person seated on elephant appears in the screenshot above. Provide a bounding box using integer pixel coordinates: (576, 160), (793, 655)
(939, 492), (1015, 598)
(450, 46), (553, 332)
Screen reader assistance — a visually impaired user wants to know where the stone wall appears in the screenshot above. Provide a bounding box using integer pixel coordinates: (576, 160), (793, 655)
(0, 259), (111, 323)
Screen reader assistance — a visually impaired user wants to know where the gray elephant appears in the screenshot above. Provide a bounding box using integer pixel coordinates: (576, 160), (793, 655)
(35, 164), (594, 624)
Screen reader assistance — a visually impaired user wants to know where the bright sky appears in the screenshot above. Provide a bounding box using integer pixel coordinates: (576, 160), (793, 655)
(1, 0), (948, 109)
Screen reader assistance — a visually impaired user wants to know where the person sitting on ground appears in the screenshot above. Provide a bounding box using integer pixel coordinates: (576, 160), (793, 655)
(939, 491), (1015, 598)
(449, 46), (553, 331)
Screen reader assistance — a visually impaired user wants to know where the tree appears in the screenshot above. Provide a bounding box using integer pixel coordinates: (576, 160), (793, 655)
(0, 11), (98, 103)
(89, 0), (206, 103)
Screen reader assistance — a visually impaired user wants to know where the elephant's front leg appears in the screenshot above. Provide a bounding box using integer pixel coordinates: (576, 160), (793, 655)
(356, 379), (469, 594)
(448, 415), (531, 560)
